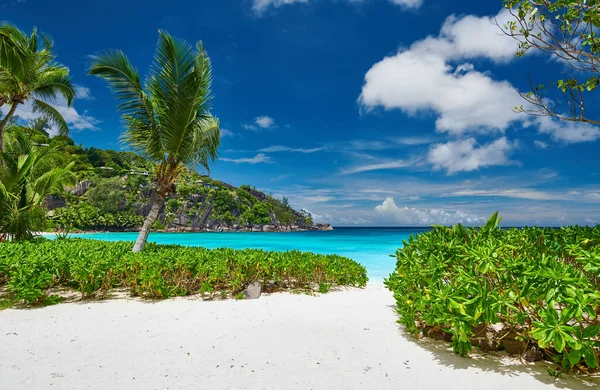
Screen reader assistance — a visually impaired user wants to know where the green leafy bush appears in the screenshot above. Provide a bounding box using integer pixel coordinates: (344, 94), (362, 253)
(0, 238), (367, 304)
(385, 213), (600, 372)
(51, 203), (144, 231)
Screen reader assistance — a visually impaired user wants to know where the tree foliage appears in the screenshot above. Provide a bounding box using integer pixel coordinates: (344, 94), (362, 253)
(89, 30), (220, 252)
(501, 0), (600, 125)
(0, 22), (76, 151)
(386, 213), (600, 371)
(0, 132), (75, 241)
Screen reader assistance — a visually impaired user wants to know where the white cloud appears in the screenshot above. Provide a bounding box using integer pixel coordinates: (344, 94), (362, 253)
(74, 85), (93, 100)
(391, 135), (435, 145)
(375, 197), (483, 226)
(252, 0), (422, 15)
(448, 189), (570, 201)
(255, 115), (275, 128)
(14, 96), (99, 136)
(220, 153), (273, 164)
(252, 0), (307, 14)
(303, 195), (334, 203)
(534, 140), (548, 149)
(220, 128), (234, 137)
(390, 0), (422, 8)
(359, 9), (525, 135)
(243, 115), (276, 131)
(437, 10), (519, 63)
(242, 123), (258, 131)
(428, 137), (516, 174)
(258, 145), (326, 153)
(536, 117), (600, 143)
(342, 159), (417, 174)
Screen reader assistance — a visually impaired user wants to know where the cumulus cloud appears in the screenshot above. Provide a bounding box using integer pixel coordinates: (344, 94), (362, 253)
(74, 85), (93, 100)
(14, 95), (99, 136)
(255, 115), (275, 128)
(375, 197), (483, 226)
(243, 115), (276, 131)
(536, 117), (600, 143)
(428, 137), (516, 174)
(359, 9), (526, 135)
(220, 153), (273, 164)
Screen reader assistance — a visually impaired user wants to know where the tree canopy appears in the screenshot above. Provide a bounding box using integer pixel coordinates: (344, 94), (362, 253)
(501, 0), (600, 125)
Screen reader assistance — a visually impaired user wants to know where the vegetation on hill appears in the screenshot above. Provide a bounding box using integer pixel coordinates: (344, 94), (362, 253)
(0, 120), (314, 236)
(386, 213), (600, 373)
(0, 238), (368, 307)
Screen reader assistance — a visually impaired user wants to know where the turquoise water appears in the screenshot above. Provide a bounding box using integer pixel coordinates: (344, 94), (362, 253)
(67, 228), (431, 282)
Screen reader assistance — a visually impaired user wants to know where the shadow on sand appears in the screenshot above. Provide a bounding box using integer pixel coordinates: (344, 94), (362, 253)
(386, 304), (600, 389)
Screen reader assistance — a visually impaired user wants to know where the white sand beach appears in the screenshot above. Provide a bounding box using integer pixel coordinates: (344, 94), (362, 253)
(1, 284), (598, 390)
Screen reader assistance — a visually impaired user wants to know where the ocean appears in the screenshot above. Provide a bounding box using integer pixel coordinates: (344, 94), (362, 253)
(67, 227), (431, 282)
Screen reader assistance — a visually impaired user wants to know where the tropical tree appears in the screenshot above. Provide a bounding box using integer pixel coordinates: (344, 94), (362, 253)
(0, 22), (76, 151)
(89, 30), (221, 252)
(0, 132), (75, 241)
(500, 0), (600, 125)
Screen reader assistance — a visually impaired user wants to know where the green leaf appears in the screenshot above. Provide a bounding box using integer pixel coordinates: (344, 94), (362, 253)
(583, 346), (598, 369)
(554, 332), (566, 353)
(568, 349), (582, 366)
(583, 325), (600, 339)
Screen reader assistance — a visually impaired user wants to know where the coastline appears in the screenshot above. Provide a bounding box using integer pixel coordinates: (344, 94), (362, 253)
(43, 223), (334, 235)
(1, 285), (594, 390)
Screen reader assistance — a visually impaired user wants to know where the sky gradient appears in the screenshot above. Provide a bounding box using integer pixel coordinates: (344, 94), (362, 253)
(3, 0), (600, 226)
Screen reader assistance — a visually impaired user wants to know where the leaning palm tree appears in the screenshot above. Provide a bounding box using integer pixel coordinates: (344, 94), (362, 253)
(0, 132), (75, 241)
(89, 30), (220, 252)
(0, 22), (76, 151)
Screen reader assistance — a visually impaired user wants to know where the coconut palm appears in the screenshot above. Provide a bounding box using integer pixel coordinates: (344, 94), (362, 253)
(0, 132), (75, 241)
(89, 30), (220, 252)
(0, 22), (76, 151)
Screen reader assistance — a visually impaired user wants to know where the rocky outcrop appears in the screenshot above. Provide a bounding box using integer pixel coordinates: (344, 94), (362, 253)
(69, 180), (93, 196)
(315, 224), (334, 231)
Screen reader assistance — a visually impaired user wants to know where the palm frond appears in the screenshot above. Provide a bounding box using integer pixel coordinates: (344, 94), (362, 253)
(0, 22), (29, 80)
(187, 115), (220, 172)
(148, 30), (201, 161)
(31, 98), (69, 136)
(88, 50), (150, 117)
(32, 162), (76, 204)
(120, 114), (163, 161)
(33, 67), (75, 105)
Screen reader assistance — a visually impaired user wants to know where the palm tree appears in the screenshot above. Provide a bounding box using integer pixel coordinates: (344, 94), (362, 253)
(89, 30), (221, 252)
(0, 23), (76, 151)
(0, 132), (75, 241)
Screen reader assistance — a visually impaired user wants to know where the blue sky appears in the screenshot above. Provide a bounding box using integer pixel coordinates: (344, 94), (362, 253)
(4, 0), (600, 226)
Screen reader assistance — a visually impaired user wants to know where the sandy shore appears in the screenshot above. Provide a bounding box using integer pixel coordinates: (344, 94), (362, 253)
(1, 285), (598, 390)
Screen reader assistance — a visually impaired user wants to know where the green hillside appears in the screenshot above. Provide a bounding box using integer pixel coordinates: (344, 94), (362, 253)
(5, 122), (321, 233)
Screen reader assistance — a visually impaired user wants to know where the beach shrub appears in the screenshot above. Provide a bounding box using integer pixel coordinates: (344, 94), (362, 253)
(0, 238), (367, 304)
(385, 213), (600, 372)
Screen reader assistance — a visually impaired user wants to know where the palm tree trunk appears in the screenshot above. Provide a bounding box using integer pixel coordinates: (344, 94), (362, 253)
(132, 192), (166, 253)
(0, 103), (18, 152)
